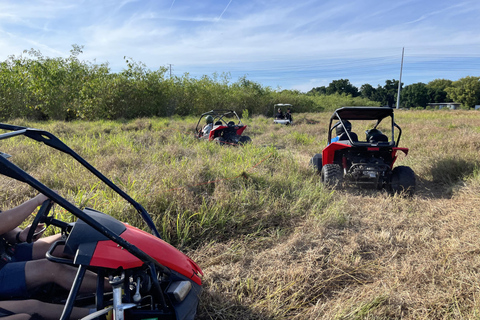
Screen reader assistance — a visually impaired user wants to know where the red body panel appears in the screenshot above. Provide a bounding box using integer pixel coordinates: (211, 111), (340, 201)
(90, 225), (203, 285)
(208, 125), (227, 140)
(323, 144), (409, 168)
(391, 147), (409, 167)
(322, 142), (351, 166)
(236, 125), (247, 135)
(208, 125), (247, 141)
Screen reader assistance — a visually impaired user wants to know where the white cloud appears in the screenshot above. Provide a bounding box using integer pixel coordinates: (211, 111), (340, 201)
(0, 0), (479, 91)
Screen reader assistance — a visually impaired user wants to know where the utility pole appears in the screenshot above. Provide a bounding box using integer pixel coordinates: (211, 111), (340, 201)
(396, 48), (404, 109)
(168, 64), (173, 78)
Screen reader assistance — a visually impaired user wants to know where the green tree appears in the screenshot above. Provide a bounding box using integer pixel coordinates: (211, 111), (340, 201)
(308, 86), (327, 95)
(0, 54), (32, 119)
(326, 79), (359, 97)
(360, 83), (375, 100)
(426, 79), (453, 103)
(374, 79), (401, 108)
(401, 82), (429, 108)
(444, 76), (480, 108)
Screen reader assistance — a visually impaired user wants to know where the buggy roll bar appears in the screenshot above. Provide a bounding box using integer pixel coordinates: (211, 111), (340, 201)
(195, 109), (243, 133)
(327, 107), (402, 147)
(0, 123), (170, 274)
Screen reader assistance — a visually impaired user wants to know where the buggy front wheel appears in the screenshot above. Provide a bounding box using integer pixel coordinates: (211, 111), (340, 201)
(214, 137), (226, 145)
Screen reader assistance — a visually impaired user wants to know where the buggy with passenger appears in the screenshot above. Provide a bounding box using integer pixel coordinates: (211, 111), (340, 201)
(195, 110), (251, 145)
(310, 107), (416, 196)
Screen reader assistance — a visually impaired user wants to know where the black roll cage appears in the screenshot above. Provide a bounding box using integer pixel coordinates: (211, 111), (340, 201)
(194, 109), (243, 134)
(0, 123), (170, 274)
(327, 107), (403, 147)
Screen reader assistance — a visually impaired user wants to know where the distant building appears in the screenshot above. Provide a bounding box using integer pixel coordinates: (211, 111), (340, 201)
(427, 103), (461, 110)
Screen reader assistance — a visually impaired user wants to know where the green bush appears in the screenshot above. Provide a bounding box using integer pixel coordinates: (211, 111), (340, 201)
(0, 46), (380, 121)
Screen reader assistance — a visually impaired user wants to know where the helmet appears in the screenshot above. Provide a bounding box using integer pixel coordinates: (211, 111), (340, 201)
(205, 115), (214, 124)
(335, 120), (351, 136)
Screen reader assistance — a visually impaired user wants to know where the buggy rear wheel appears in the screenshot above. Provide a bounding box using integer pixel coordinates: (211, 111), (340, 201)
(321, 164), (343, 187)
(238, 136), (251, 145)
(390, 166), (416, 196)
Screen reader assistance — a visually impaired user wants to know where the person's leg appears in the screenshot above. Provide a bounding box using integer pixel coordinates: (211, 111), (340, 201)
(13, 234), (64, 263)
(0, 300), (89, 320)
(0, 262), (29, 298)
(31, 234), (63, 260)
(25, 259), (110, 294)
(0, 314), (30, 320)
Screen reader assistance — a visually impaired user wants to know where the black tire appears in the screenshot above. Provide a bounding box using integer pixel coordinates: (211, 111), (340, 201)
(238, 136), (251, 145)
(214, 137), (225, 145)
(321, 164), (343, 187)
(310, 153), (323, 173)
(390, 166), (416, 196)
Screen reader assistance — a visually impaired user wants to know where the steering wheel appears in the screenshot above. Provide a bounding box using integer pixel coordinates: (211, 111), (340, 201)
(26, 199), (54, 243)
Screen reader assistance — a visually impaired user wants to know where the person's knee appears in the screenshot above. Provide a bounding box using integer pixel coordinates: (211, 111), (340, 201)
(26, 259), (62, 283)
(8, 314), (32, 320)
(31, 243), (50, 260)
(23, 299), (43, 311)
(32, 234), (62, 259)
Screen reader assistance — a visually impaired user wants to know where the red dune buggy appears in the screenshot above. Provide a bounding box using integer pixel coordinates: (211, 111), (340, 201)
(310, 107), (416, 196)
(0, 123), (203, 320)
(195, 110), (251, 145)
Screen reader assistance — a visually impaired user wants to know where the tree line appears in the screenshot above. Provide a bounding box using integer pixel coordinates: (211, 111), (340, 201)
(308, 77), (480, 109)
(0, 45), (478, 121)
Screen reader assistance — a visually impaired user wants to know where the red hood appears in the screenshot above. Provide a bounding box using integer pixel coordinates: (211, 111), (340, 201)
(90, 224), (203, 285)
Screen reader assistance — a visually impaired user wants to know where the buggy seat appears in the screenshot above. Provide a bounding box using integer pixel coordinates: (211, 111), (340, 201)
(366, 129), (388, 143)
(337, 131), (358, 144)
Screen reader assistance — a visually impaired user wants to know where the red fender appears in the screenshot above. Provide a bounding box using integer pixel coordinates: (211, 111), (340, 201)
(208, 125), (247, 140)
(90, 225), (203, 285)
(322, 142), (351, 166)
(391, 147), (409, 167)
(208, 125), (227, 141)
(236, 125), (247, 135)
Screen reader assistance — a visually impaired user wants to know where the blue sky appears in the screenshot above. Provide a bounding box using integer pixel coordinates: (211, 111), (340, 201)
(1, 0), (479, 92)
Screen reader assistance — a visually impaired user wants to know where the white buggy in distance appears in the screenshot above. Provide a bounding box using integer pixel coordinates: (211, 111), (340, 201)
(273, 103), (293, 125)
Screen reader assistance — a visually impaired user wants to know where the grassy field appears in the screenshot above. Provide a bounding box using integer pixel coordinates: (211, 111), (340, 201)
(1, 110), (480, 319)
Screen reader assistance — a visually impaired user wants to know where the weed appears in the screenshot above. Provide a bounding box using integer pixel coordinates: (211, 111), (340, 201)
(1, 110), (480, 319)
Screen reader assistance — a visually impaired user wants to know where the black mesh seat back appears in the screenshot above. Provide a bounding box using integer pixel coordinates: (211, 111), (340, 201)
(368, 133), (388, 143)
(338, 132), (358, 142)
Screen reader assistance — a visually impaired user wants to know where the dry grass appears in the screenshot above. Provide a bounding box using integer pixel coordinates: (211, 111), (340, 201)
(1, 110), (480, 319)
(192, 110), (480, 320)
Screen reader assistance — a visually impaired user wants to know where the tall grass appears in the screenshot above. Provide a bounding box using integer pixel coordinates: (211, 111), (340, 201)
(1, 109), (480, 319)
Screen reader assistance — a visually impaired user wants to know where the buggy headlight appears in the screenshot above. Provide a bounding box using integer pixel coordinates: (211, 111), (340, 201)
(167, 281), (192, 302)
